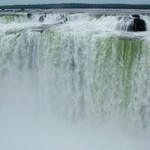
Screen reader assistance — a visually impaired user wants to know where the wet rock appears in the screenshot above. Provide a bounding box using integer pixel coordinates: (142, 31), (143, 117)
(131, 14), (140, 19)
(64, 17), (68, 23)
(127, 14), (146, 32)
(44, 13), (46, 18)
(60, 14), (68, 23)
(27, 13), (32, 19)
(39, 16), (44, 22)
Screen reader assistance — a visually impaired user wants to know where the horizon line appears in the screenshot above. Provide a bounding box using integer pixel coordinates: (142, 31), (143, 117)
(0, 3), (150, 6)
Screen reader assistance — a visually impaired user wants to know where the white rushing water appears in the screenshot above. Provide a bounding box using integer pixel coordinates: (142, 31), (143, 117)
(0, 12), (150, 150)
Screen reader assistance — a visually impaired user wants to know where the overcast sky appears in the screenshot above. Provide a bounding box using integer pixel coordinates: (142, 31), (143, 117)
(0, 0), (150, 5)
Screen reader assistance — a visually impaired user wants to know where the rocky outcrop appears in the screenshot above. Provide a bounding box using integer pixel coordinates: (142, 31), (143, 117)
(39, 16), (44, 22)
(127, 14), (146, 32)
(38, 13), (47, 22)
(27, 13), (32, 19)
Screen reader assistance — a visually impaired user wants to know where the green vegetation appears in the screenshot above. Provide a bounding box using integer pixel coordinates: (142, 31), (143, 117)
(0, 3), (150, 10)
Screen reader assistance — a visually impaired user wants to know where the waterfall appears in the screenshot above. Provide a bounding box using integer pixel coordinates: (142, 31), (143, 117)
(0, 13), (150, 127)
(0, 11), (150, 150)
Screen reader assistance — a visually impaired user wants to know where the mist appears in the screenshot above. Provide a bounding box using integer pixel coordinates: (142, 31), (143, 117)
(0, 48), (149, 150)
(0, 80), (149, 150)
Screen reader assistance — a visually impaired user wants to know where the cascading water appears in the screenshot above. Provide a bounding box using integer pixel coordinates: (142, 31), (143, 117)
(0, 11), (150, 150)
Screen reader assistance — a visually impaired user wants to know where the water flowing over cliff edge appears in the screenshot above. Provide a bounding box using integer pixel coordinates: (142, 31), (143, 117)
(0, 11), (150, 150)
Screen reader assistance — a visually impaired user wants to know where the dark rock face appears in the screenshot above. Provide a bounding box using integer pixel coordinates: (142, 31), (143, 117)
(131, 14), (140, 19)
(27, 13), (32, 19)
(127, 14), (146, 32)
(39, 16), (44, 22)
